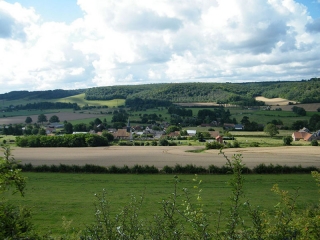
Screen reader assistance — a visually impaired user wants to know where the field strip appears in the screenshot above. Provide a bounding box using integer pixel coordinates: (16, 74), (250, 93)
(11, 146), (320, 169)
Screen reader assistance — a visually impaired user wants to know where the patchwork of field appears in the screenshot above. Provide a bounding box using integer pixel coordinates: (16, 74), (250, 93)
(12, 146), (320, 168)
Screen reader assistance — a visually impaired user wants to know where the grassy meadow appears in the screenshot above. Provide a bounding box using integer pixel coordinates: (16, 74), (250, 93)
(5, 172), (319, 236)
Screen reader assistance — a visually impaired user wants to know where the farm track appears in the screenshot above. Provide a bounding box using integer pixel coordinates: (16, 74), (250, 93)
(11, 146), (320, 169)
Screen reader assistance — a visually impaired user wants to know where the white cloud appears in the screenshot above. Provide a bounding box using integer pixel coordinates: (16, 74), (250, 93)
(0, 0), (319, 93)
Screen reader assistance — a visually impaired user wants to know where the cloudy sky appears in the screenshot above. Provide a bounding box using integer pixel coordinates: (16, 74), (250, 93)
(0, 0), (319, 94)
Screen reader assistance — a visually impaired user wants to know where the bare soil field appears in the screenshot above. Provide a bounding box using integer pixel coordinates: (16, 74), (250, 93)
(0, 112), (98, 125)
(11, 146), (320, 169)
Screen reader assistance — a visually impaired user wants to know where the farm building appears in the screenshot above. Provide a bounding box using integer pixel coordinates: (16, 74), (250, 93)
(292, 128), (320, 141)
(208, 131), (220, 138)
(113, 129), (131, 140)
(187, 130), (196, 136)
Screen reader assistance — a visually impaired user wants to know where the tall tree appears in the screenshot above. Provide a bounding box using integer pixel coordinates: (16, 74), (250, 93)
(49, 115), (60, 123)
(25, 117), (32, 124)
(37, 114), (47, 124)
(264, 123), (279, 137)
(64, 122), (73, 134)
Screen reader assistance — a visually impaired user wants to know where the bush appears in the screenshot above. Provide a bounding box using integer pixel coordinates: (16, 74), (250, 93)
(283, 136), (293, 146)
(205, 141), (224, 149)
(168, 141), (177, 146)
(311, 139), (319, 146)
(249, 142), (260, 147)
(159, 138), (169, 146)
(232, 140), (240, 148)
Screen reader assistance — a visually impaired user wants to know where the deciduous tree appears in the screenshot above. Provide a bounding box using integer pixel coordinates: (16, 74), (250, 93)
(37, 114), (47, 124)
(25, 116), (32, 124)
(264, 123), (279, 137)
(49, 115), (60, 123)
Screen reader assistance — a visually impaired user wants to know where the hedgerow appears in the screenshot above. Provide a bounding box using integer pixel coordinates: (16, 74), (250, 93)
(16, 162), (319, 174)
(16, 134), (109, 147)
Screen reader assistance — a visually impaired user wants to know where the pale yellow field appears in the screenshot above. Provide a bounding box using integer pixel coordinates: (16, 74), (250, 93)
(11, 146), (320, 169)
(255, 96), (296, 105)
(255, 96), (320, 111)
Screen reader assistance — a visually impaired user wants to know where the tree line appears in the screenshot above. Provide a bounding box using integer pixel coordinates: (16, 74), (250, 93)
(13, 102), (81, 111)
(0, 89), (84, 100)
(16, 134), (109, 147)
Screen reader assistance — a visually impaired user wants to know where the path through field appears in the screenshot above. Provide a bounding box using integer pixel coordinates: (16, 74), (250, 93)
(11, 146), (320, 168)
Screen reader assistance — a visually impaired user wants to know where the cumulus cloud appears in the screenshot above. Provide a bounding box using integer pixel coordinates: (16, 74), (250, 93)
(0, 0), (319, 93)
(306, 18), (320, 32)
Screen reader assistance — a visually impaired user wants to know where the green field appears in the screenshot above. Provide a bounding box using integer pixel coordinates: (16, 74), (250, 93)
(55, 93), (126, 107)
(0, 94), (125, 109)
(5, 173), (319, 236)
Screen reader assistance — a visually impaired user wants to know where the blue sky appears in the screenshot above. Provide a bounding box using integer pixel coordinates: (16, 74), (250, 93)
(0, 0), (319, 93)
(5, 0), (83, 23)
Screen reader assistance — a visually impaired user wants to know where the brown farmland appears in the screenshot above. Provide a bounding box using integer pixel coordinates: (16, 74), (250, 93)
(0, 112), (98, 125)
(11, 146), (320, 169)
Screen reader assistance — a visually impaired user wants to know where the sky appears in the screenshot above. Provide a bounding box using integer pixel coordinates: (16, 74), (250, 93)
(0, 0), (320, 94)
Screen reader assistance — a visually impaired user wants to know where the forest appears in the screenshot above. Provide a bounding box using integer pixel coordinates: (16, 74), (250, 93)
(84, 78), (320, 104)
(1, 78), (319, 106)
(0, 89), (85, 100)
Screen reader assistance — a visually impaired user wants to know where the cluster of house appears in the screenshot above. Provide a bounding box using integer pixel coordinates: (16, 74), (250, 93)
(292, 127), (320, 141)
(43, 121), (320, 143)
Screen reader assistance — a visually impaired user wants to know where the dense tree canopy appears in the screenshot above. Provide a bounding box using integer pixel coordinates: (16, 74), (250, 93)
(37, 114), (47, 124)
(83, 78), (320, 104)
(49, 115), (60, 123)
(264, 123), (279, 137)
(25, 117), (32, 124)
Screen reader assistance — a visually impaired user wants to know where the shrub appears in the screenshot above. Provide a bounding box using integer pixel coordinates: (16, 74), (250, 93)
(283, 136), (293, 146)
(249, 142), (260, 147)
(232, 140), (240, 148)
(159, 138), (169, 146)
(205, 141), (224, 149)
(162, 165), (173, 173)
(311, 139), (319, 146)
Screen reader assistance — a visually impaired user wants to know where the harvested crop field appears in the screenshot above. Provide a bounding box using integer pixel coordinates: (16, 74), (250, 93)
(255, 96), (320, 111)
(11, 146), (320, 169)
(0, 112), (99, 125)
(255, 96), (296, 105)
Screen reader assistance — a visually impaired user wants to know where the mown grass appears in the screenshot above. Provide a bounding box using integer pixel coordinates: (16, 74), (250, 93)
(5, 173), (319, 236)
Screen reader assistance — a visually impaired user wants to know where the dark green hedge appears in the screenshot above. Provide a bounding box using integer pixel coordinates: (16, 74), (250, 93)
(17, 163), (318, 174)
(16, 134), (108, 147)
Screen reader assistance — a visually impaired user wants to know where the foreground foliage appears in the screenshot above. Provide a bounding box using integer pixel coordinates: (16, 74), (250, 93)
(0, 146), (40, 239)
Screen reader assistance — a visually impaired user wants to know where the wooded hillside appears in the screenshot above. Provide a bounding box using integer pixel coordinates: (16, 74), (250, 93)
(0, 89), (85, 100)
(85, 78), (320, 104)
(1, 78), (319, 104)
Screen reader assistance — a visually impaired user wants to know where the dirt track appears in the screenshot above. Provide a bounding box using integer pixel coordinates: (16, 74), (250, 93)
(10, 146), (320, 168)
